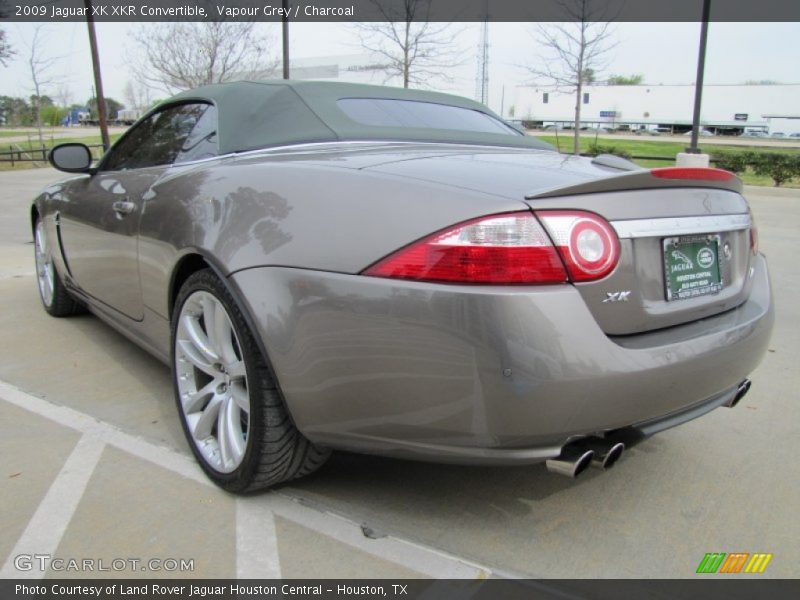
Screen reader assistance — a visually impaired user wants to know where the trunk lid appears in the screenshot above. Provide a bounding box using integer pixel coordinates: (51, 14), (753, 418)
(527, 188), (753, 335)
(365, 148), (754, 335)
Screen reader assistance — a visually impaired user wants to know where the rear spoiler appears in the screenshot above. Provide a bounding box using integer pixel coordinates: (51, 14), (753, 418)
(526, 167), (743, 200)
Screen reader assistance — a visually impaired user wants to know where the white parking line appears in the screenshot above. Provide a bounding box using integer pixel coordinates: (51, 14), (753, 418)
(0, 435), (105, 579)
(0, 379), (211, 487)
(266, 495), (491, 579)
(236, 498), (282, 578)
(0, 378), (498, 580)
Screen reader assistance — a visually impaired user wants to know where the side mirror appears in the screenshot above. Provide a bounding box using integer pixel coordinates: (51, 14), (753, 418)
(49, 143), (93, 173)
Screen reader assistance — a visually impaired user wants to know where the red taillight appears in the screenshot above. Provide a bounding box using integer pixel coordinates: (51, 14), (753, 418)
(362, 212), (567, 284)
(363, 210), (621, 285)
(651, 167), (736, 182)
(536, 211), (620, 281)
(749, 208), (759, 256)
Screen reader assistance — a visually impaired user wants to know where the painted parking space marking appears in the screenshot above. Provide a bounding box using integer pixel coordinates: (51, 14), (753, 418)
(236, 498), (282, 578)
(0, 378), (496, 580)
(0, 435), (105, 579)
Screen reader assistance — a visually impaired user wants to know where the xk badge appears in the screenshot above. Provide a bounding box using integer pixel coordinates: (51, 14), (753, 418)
(602, 291), (632, 303)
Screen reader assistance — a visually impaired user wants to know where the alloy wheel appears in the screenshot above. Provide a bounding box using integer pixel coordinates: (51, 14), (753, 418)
(174, 291), (250, 473)
(34, 221), (55, 307)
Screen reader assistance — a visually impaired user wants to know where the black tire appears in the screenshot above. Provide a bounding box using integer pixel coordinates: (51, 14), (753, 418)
(171, 268), (330, 493)
(34, 218), (83, 318)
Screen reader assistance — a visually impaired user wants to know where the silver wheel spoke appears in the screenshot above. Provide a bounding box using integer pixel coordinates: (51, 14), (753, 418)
(191, 393), (223, 441)
(213, 303), (237, 364)
(227, 360), (246, 379)
(201, 296), (219, 351)
(230, 381), (249, 414)
(177, 339), (217, 377)
(183, 380), (217, 413)
(181, 314), (219, 364)
(35, 223), (54, 307)
(217, 397), (245, 467)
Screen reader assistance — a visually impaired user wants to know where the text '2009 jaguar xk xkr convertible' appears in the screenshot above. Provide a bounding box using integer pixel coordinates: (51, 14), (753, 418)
(32, 81), (773, 492)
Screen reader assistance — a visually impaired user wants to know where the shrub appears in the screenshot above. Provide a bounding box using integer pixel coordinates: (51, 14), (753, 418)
(587, 143), (632, 160)
(712, 151), (751, 174)
(750, 153), (800, 187)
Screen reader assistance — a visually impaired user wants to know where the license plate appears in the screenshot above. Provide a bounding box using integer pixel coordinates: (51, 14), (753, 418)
(663, 235), (722, 301)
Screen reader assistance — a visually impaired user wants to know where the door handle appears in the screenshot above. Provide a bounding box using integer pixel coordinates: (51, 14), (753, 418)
(112, 200), (136, 215)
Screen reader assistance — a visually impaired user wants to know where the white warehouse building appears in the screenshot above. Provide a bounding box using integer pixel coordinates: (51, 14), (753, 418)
(511, 84), (800, 135)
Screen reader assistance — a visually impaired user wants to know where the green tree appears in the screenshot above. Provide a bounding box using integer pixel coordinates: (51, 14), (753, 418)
(40, 104), (66, 127)
(87, 97), (123, 120)
(607, 73), (644, 85)
(0, 96), (33, 126)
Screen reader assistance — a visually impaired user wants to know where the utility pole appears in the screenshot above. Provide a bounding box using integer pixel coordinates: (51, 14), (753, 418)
(688, 0), (711, 154)
(85, 0), (110, 151)
(475, 17), (489, 104)
(282, 0), (290, 79)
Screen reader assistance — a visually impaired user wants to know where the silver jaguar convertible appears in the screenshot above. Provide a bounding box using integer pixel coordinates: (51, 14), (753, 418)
(32, 81), (773, 491)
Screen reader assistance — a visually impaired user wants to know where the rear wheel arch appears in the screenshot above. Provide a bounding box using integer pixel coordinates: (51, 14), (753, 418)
(170, 267), (330, 491)
(169, 255), (308, 443)
(169, 253), (211, 319)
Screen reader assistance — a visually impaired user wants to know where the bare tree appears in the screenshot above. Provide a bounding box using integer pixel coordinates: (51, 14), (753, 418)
(525, 0), (617, 155)
(25, 26), (62, 146)
(123, 78), (152, 112)
(353, 0), (462, 89)
(0, 28), (14, 67)
(128, 22), (279, 94)
(55, 84), (73, 109)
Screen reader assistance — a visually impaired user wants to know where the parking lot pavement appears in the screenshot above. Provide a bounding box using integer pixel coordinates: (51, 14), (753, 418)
(1, 168), (798, 579)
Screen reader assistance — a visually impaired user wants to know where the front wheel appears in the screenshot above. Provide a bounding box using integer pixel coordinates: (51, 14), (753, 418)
(171, 269), (330, 493)
(34, 218), (82, 317)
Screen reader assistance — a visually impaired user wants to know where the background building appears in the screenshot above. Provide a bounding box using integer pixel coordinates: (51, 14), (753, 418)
(511, 84), (800, 134)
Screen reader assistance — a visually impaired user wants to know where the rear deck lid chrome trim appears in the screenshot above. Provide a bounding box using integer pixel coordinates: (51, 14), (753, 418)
(611, 214), (751, 239)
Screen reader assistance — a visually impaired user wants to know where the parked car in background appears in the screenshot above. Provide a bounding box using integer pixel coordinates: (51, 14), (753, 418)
(32, 80), (773, 492)
(683, 128), (715, 136)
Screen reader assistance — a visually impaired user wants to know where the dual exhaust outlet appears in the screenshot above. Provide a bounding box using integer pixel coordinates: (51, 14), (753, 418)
(546, 437), (625, 479)
(547, 378), (752, 479)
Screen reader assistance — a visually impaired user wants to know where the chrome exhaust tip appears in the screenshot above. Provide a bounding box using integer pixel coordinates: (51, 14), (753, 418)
(725, 378), (752, 408)
(589, 441), (625, 470)
(545, 447), (595, 478)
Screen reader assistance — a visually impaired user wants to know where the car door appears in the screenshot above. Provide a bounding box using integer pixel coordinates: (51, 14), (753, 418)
(57, 103), (214, 321)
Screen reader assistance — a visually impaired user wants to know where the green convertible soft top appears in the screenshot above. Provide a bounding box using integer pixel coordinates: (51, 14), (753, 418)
(165, 80), (554, 155)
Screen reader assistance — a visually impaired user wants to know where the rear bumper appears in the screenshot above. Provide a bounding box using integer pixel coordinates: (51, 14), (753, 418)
(230, 253), (773, 464)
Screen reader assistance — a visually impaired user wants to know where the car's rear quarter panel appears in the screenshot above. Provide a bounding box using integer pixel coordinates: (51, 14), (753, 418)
(137, 152), (530, 320)
(130, 145), (772, 460)
(230, 255), (772, 460)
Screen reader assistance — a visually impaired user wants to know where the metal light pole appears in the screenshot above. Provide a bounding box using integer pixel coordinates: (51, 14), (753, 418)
(688, 0), (711, 154)
(282, 0), (290, 79)
(85, 0), (110, 151)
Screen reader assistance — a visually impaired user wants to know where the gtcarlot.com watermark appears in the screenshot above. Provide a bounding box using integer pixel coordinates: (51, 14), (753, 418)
(13, 554), (194, 573)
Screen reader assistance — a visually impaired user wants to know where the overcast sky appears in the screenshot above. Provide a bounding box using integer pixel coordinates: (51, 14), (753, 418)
(1, 21), (799, 114)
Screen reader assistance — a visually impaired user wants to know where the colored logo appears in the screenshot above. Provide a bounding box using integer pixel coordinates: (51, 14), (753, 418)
(696, 552), (773, 574)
